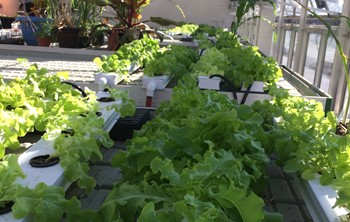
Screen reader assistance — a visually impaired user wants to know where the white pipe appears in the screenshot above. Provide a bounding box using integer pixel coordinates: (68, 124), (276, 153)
(97, 77), (108, 91)
(146, 81), (157, 97)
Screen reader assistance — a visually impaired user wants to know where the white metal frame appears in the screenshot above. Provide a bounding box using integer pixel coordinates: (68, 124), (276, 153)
(239, 0), (350, 115)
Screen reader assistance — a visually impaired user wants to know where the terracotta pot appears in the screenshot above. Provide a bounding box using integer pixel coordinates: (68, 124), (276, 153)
(0, 0), (19, 17)
(36, 36), (51, 47)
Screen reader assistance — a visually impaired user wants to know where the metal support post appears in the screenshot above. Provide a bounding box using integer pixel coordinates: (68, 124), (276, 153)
(277, 29), (286, 63)
(273, 0), (285, 60)
(292, 0), (308, 74)
(287, 30), (297, 67)
(314, 32), (328, 87)
(249, 18), (255, 43)
(298, 31), (310, 75)
(328, 0), (350, 113)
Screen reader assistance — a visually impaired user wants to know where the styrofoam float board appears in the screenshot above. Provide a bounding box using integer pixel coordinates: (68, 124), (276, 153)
(142, 75), (172, 90)
(0, 93), (121, 222)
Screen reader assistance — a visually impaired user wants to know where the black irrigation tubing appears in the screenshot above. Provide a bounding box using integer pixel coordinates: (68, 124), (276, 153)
(61, 81), (88, 98)
(199, 48), (206, 56)
(209, 74), (238, 101)
(240, 83), (253, 105)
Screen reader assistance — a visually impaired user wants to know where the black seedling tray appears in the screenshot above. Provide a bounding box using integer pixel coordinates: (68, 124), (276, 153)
(109, 108), (151, 141)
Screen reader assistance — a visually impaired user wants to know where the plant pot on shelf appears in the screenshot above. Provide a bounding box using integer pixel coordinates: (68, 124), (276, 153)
(16, 16), (47, 46)
(36, 36), (51, 47)
(94, 33), (105, 46)
(56, 27), (81, 48)
(77, 35), (89, 48)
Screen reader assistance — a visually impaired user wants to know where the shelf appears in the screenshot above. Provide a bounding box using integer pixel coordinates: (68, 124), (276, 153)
(281, 65), (332, 113)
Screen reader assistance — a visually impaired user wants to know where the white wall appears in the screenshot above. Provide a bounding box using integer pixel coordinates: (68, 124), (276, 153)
(141, 0), (234, 28)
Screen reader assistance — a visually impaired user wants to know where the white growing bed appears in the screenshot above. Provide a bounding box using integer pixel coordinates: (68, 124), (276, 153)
(0, 91), (121, 222)
(293, 174), (349, 222)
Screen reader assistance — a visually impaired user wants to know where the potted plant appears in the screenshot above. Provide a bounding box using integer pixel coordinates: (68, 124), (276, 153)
(16, 0), (49, 46)
(88, 0), (184, 50)
(35, 19), (54, 46)
(46, 0), (102, 48)
(47, 0), (80, 48)
(86, 0), (152, 50)
(230, 0), (276, 34)
(72, 0), (103, 48)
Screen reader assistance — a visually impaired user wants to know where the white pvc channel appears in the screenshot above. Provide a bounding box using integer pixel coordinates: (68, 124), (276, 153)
(293, 174), (349, 222)
(0, 91), (121, 222)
